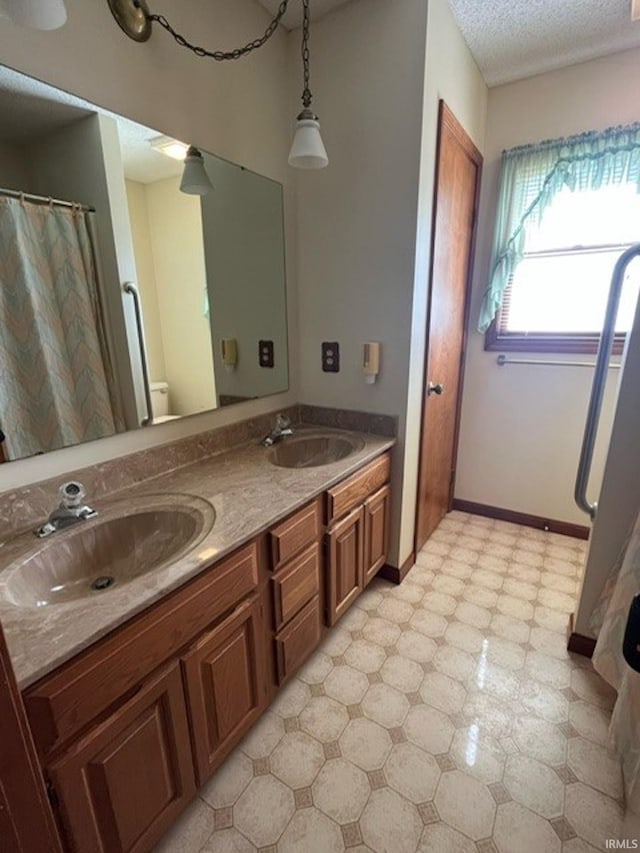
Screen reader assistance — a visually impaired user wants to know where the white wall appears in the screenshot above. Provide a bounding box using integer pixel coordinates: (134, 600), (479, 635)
(456, 48), (640, 525)
(125, 179), (167, 382)
(294, 0), (428, 567)
(294, 0), (486, 567)
(144, 176), (216, 416)
(0, 140), (30, 187)
(202, 155), (288, 402)
(0, 0), (298, 491)
(402, 0), (487, 558)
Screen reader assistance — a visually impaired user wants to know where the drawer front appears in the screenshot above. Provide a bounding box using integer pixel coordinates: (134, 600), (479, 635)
(274, 596), (321, 685)
(326, 452), (391, 524)
(272, 542), (321, 630)
(270, 499), (322, 570)
(26, 540), (261, 759)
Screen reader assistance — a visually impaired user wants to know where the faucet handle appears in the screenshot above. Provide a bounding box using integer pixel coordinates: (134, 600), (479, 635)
(275, 413), (291, 430)
(59, 481), (86, 509)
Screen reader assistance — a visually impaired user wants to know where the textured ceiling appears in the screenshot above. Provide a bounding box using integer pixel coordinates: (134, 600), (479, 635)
(0, 66), (182, 183)
(259, 0), (640, 87)
(448, 0), (640, 86)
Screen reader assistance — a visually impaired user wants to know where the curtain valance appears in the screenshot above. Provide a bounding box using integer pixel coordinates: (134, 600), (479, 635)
(478, 122), (640, 333)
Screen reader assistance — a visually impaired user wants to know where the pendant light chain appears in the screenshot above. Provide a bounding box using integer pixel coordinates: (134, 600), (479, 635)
(142, 0), (290, 61)
(301, 0), (312, 109)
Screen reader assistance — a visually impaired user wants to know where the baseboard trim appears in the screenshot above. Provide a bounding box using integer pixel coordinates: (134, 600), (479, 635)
(567, 612), (596, 658)
(379, 551), (416, 585)
(452, 499), (590, 541)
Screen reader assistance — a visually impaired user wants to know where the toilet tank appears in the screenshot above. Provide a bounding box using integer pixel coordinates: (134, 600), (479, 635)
(149, 381), (169, 418)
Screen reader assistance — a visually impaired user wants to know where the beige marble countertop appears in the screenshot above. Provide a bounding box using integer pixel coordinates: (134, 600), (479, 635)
(0, 427), (394, 689)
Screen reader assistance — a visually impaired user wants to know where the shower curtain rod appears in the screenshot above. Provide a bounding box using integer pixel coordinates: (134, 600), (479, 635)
(0, 186), (95, 213)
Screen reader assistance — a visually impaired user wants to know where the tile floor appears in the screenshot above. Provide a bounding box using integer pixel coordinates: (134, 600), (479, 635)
(156, 511), (625, 853)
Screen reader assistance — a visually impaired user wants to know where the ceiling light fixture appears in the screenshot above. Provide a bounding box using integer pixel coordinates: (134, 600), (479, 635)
(106, 0), (328, 170)
(288, 0), (328, 169)
(179, 146), (213, 196)
(0, 0), (67, 30)
(149, 135), (190, 161)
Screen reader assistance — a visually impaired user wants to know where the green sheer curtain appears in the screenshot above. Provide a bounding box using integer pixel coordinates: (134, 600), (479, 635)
(478, 122), (640, 333)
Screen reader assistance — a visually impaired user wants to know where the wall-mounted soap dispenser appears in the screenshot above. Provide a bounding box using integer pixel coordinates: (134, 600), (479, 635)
(364, 342), (381, 384)
(221, 338), (238, 372)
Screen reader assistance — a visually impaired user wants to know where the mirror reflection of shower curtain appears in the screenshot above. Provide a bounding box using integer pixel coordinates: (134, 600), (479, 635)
(0, 196), (123, 461)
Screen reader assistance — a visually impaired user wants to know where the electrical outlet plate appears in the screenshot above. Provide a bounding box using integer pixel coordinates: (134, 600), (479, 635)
(259, 340), (275, 368)
(322, 341), (340, 372)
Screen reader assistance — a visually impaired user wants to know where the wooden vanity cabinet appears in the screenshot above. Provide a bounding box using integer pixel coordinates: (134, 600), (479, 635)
(364, 484), (391, 587)
(270, 500), (324, 685)
(21, 452), (392, 853)
(325, 453), (391, 626)
(48, 662), (195, 853)
(326, 506), (365, 626)
(182, 595), (266, 785)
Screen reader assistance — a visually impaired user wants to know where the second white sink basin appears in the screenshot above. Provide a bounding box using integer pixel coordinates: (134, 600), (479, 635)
(2, 495), (215, 609)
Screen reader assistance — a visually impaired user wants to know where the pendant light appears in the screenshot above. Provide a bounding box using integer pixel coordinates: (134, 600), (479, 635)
(288, 0), (328, 169)
(180, 146), (213, 196)
(0, 0), (67, 30)
(105, 1), (328, 170)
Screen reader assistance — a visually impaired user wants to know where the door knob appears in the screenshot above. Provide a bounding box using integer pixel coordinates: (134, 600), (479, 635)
(428, 382), (444, 396)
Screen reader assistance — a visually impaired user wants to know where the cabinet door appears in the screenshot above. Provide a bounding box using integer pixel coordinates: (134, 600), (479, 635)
(364, 485), (391, 587)
(326, 506), (365, 626)
(182, 596), (266, 785)
(49, 662), (195, 853)
(274, 596), (322, 685)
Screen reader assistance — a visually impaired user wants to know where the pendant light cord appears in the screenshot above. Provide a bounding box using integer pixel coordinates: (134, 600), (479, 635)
(301, 0), (312, 109)
(138, 0), (290, 61)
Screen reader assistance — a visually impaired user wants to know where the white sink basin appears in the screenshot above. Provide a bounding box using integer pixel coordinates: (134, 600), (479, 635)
(268, 431), (365, 469)
(2, 496), (215, 608)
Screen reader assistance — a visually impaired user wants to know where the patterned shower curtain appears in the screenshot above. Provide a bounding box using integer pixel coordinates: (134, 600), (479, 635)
(592, 510), (640, 806)
(0, 196), (122, 461)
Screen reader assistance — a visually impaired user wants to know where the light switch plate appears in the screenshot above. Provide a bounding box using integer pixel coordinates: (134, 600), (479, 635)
(322, 341), (340, 373)
(259, 340), (274, 368)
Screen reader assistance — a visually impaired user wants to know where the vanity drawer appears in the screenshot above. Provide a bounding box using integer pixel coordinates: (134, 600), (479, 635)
(25, 540), (261, 759)
(270, 498), (322, 571)
(326, 452), (391, 524)
(272, 542), (321, 630)
(274, 596), (321, 685)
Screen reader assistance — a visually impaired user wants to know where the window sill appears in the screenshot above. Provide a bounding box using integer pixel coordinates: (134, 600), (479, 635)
(484, 327), (626, 356)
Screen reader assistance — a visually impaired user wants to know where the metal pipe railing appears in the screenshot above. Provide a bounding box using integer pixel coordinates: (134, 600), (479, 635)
(123, 282), (153, 427)
(574, 243), (640, 519)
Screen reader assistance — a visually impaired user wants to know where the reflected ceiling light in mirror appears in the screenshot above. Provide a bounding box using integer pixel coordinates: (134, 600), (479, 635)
(150, 135), (189, 161)
(105, 0), (327, 170)
(0, 0), (67, 30)
(180, 146), (213, 196)
(288, 0), (328, 169)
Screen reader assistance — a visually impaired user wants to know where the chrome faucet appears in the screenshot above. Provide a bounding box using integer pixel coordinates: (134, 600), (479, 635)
(261, 413), (294, 447)
(35, 481), (98, 538)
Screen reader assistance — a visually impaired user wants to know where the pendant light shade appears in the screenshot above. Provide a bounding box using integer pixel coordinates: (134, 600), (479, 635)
(180, 146), (213, 196)
(289, 110), (328, 170)
(0, 0), (67, 29)
(290, 0), (328, 170)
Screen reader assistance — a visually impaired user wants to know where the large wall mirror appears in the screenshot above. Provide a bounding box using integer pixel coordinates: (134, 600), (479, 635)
(0, 66), (289, 463)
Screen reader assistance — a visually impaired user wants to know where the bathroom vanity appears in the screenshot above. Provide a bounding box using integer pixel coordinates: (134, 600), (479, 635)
(1, 431), (392, 853)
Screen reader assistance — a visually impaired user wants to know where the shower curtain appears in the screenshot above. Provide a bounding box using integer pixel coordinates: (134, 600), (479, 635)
(592, 508), (640, 806)
(0, 196), (122, 460)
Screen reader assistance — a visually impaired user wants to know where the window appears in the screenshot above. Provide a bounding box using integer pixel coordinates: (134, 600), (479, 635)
(486, 184), (640, 353)
(478, 121), (640, 349)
